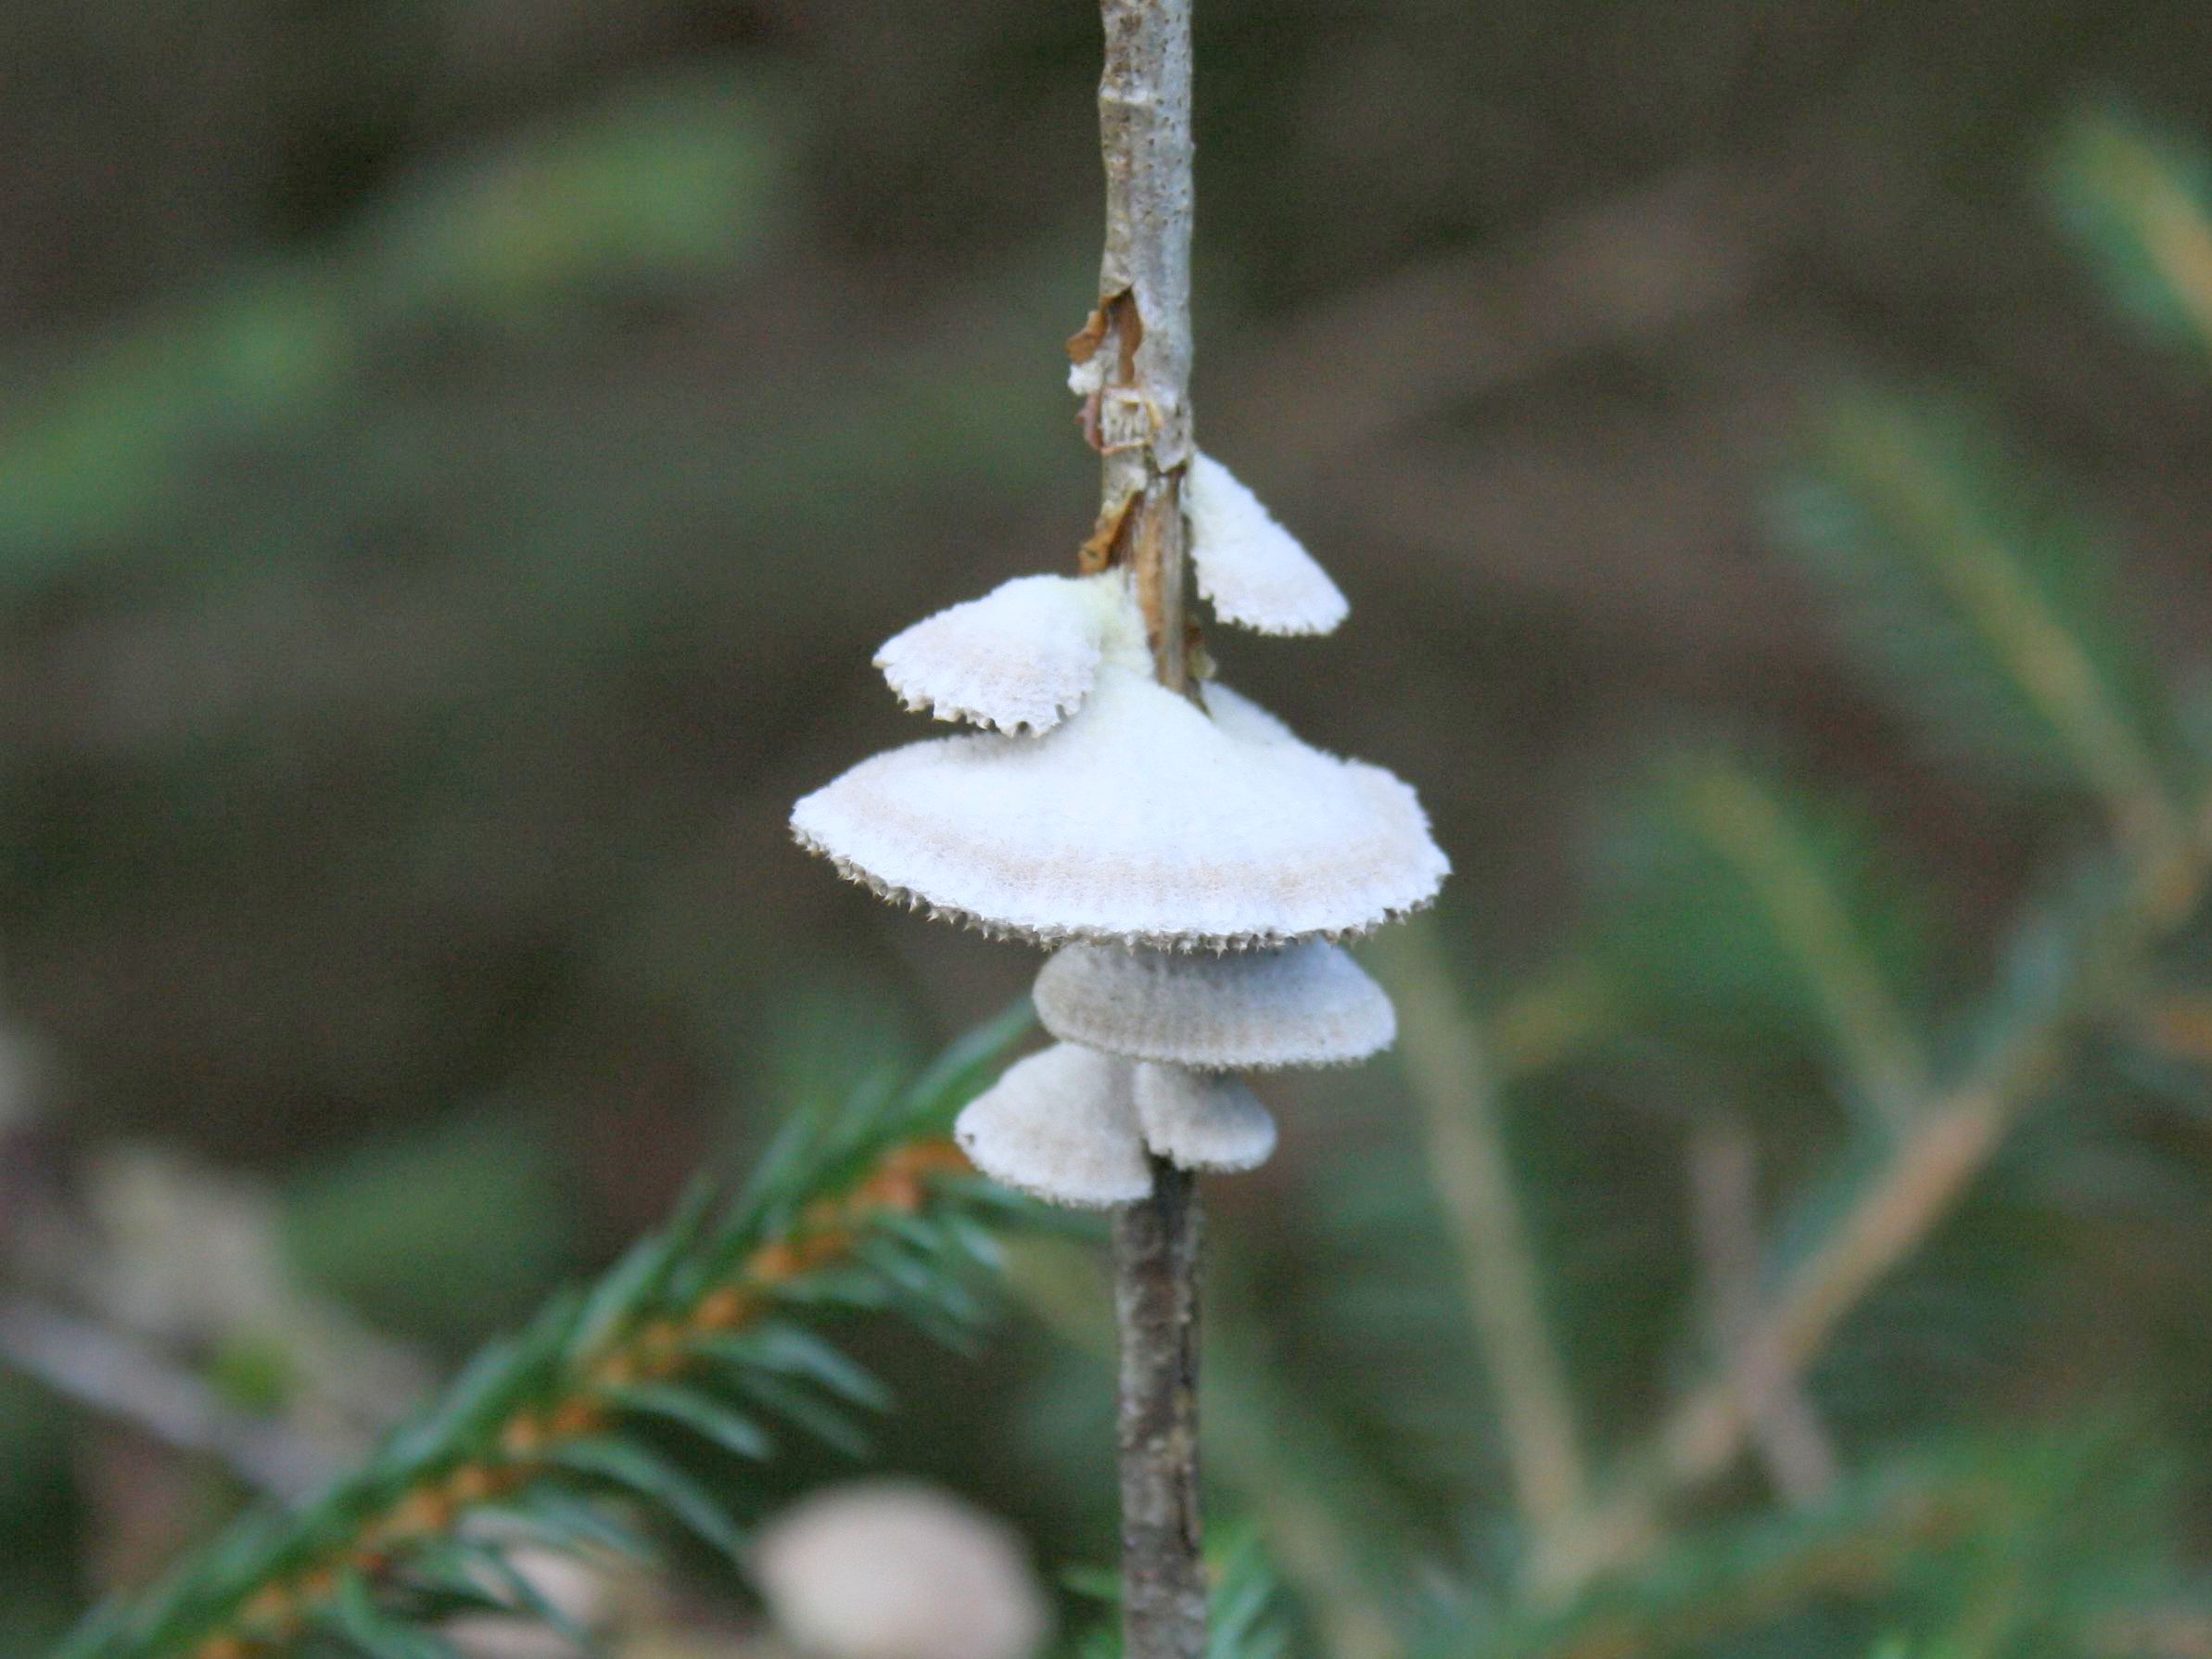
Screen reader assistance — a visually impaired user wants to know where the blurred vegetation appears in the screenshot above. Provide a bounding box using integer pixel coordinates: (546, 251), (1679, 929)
(10, 4), (2212, 1657)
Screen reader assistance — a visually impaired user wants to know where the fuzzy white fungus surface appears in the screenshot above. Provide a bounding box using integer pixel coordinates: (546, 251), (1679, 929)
(1196, 678), (1300, 746)
(953, 1042), (1150, 1208)
(1184, 451), (1349, 637)
(1035, 939), (1395, 1069)
(792, 665), (1448, 950)
(1132, 1063), (1277, 1172)
(872, 573), (1142, 733)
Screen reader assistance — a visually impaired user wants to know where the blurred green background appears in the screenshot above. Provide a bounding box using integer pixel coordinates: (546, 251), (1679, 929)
(9, 4), (2212, 1655)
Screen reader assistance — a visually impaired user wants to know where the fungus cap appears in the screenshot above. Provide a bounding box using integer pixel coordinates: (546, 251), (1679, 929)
(1185, 451), (1349, 636)
(1035, 940), (1395, 1069)
(1198, 679), (1298, 746)
(792, 665), (1448, 950)
(1132, 1064), (1277, 1173)
(873, 573), (1141, 733)
(953, 1042), (1150, 1208)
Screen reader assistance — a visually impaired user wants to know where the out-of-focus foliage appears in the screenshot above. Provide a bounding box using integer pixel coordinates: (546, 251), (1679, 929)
(2050, 103), (2212, 366)
(0, 72), (786, 578)
(1594, 752), (1936, 1115)
(0, 1376), (79, 1653)
(49, 1007), (1029, 1659)
(281, 1105), (574, 1347)
(1781, 396), (2189, 830)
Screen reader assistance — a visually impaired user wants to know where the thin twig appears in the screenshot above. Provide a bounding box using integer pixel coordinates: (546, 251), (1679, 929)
(1373, 921), (1600, 1592)
(1005, 1241), (1405, 1659)
(1085, 5), (1205, 1657)
(1684, 1120), (1837, 1506)
(1114, 1166), (1208, 1659)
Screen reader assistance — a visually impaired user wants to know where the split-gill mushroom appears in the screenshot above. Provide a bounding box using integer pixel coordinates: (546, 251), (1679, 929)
(793, 458), (1446, 1206)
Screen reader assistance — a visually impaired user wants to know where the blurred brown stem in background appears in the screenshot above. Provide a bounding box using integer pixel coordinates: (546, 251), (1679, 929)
(1378, 752), (2212, 1605)
(1544, 793), (2212, 1594)
(0, 1296), (337, 1502)
(1684, 1119), (1838, 1507)
(1369, 922), (1608, 1596)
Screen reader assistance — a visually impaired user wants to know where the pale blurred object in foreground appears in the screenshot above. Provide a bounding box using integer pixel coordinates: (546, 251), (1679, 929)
(752, 1481), (1051, 1659)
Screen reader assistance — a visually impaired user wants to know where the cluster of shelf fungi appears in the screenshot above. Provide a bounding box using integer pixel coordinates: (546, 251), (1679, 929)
(794, 452), (1448, 1209)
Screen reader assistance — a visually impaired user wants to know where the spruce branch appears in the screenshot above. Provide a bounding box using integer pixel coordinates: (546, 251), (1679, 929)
(1080, 4), (1207, 1656)
(1464, 1431), (2152, 1659)
(1553, 790), (2212, 1591)
(1663, 756), (1933, 1133)
(48, 1008), (1029, 1659)
(1786, 397), (2191, 867)
(2050, 104), (2212, 364)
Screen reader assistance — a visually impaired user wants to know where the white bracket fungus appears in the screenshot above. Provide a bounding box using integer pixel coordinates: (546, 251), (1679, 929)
(1197, 679), (1297, 746)
(1035, 940), (1396, 1070)
(874, 573), (1143, 733)
(795, 437), (1446, 1206)
(792, 665), (1447, 950)
(1184, 451), (1350, 637)
(952, 1042), (1151, 1208)
(1132, 1064), (1277, 1173)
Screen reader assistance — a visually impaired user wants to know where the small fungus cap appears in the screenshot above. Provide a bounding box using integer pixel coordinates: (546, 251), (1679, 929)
(953, 1042), (1150, 1209)
(1132, 1063), (1277, 1173)
(1035, 940), (1395, 1069)
(792, 665), (1448, 950)
(873, 573), (1143, 733)
(1185, 451), (1349, 637)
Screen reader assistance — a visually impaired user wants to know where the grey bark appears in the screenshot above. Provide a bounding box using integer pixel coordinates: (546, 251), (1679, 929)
(1086, 0), (1195, 690)
(1113, 1160), (1207, 1659)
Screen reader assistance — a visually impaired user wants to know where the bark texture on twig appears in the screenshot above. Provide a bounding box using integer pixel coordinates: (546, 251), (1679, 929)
(1086, 5), (1207, 1656)
(1082, 0), (1195, 689)
(1114, 1161), (1207, 1658)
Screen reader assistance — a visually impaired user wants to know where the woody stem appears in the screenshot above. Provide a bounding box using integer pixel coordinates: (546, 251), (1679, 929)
(1090, 3), (1206, 1656)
